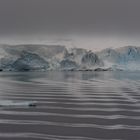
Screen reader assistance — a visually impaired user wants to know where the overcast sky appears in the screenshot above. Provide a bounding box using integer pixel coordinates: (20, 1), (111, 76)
(0, 0), (140, 50)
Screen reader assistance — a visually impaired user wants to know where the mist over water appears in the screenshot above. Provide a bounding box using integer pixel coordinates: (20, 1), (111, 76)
(0, 71), (140, 140)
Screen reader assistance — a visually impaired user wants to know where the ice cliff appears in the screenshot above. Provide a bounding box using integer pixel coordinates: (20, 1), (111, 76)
(97, 46), (140, 70)
(0, 44), (140, 71)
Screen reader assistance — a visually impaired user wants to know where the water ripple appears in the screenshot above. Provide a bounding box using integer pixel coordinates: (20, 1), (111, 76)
(0, 71), (140, 139)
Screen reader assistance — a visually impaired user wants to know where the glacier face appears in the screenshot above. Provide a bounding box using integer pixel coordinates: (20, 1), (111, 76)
(97, 46), (140, 70)
(81, 51), (103, 68)
(11, 51), (49, 71)
(0, 44), (140, 71)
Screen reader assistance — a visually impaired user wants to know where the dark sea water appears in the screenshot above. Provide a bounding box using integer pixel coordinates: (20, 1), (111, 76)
(0, 71), (140, 140)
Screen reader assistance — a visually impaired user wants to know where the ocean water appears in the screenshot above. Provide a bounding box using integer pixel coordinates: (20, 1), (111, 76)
(0, 71), (140, 140)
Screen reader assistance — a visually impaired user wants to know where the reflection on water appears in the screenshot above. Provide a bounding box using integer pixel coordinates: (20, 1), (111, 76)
(1, 71), (140, 82)
(0, 71), (140, 140)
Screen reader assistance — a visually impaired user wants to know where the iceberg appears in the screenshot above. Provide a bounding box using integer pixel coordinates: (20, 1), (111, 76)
(0, 44), (140, 71)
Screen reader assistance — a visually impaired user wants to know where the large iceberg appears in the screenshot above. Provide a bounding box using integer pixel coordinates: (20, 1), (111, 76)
(0, 44), (140, 71)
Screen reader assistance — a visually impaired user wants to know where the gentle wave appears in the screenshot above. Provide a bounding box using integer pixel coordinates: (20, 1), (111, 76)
(0, 72), (140, 139)
(0, 133), (121, 140)
(0, 119), (140, 130)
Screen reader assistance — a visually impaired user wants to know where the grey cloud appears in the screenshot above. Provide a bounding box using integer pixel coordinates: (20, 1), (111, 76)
(0, 0), (139, 35)
(0, 0), (140, 49)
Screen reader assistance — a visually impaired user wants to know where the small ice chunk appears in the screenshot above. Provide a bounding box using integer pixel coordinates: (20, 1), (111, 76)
(0, 100), (37, 107)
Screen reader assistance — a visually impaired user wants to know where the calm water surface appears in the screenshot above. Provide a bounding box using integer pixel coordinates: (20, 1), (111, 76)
(0, 71), (140, 140)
